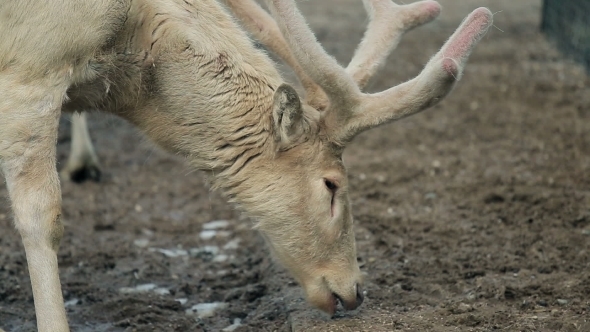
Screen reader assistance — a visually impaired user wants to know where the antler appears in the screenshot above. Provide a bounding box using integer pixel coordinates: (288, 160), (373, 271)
(264, 0), (492, 143)
(224, 0), (329, 110)
(348, 8), (493, 137)
(346, 0), (442, 89)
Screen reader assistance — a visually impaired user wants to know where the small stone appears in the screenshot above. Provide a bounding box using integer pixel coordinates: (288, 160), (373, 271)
(359, 173), (367, 180)
(450, 303), (473, 314)
(557, 299), (568, 305)
(432, 160), (441, 168)
(582, 229), (590, 236)
(134, 204), (143, 212)
(175, 298), (188, 305)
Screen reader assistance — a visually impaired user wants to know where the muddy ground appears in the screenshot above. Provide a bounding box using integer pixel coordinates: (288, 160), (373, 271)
(1, 0), (589, 331)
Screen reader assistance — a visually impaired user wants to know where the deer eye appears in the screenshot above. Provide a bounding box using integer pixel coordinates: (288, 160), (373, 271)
(324, 179), (338, 193)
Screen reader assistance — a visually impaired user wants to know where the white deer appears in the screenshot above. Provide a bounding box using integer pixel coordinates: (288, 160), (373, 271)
(0, 0), (492, 331)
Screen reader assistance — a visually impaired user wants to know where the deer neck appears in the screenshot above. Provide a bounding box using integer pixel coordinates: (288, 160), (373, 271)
(111, 0), (285, 179)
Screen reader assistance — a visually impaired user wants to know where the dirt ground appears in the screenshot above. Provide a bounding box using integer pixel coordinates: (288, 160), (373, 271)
(1, 0), (589, 331)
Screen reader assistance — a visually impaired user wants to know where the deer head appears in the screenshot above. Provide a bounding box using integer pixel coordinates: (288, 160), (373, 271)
(223, 0), (493, 315)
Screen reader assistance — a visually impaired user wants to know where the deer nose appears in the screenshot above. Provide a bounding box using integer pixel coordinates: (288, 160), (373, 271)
(341, 283), (364, 310)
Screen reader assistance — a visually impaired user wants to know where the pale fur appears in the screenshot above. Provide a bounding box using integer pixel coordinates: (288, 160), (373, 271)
(0, 1), (492, 331)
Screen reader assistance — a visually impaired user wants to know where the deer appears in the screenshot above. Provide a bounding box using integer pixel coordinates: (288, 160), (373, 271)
(0, 0), (492, 330)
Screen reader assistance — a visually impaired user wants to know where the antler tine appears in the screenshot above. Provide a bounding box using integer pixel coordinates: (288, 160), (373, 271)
(224, 0), (329, 110)
(346, 0), (442, 90)
(340, 7), (493, 141)
(264, 0), (362, 110)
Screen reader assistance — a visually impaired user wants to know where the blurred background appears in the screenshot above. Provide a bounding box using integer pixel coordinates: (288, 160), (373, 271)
(1, 1), (588, 331)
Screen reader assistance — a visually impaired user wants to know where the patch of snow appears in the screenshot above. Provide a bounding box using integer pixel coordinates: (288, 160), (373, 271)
(199, 230), (217, 240)
(119, 283), (156, 294)
(141, 228), (154, 237)
(203, 220), (230, 230)
(119, 283), (170, 296)
(223, 238), (241, 250)
(222, 318), (242, 331)
(64, 298), (79, 307)
(212, 254), (228, 263)
(149, 248), (188, 258)
(133, 239), (149, 248)
(189, 245), (219, 257)
(185, 302), (228, 319)
(153, 287), (170, 295)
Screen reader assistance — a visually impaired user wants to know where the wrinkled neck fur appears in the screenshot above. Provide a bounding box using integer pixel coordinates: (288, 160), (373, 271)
(117, 0), (286, 189)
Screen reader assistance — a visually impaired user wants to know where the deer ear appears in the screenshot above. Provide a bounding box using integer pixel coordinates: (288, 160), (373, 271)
(272, 84), (306, 145)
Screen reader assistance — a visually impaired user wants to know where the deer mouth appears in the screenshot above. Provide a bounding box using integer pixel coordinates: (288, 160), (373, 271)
(326, 292), (339, 316)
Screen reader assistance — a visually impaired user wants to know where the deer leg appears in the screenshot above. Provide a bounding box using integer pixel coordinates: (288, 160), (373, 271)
(61, 111), (101, 183)
(0, 77), (70, 332)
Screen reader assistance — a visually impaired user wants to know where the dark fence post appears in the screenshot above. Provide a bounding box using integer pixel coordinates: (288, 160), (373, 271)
(542, 0), (590, 71)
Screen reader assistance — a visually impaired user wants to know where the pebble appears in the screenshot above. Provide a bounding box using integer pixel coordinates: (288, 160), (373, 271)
(185, 302), (228, 319)
(557, 299), (568, 305)
(175, 298), (188, 305)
